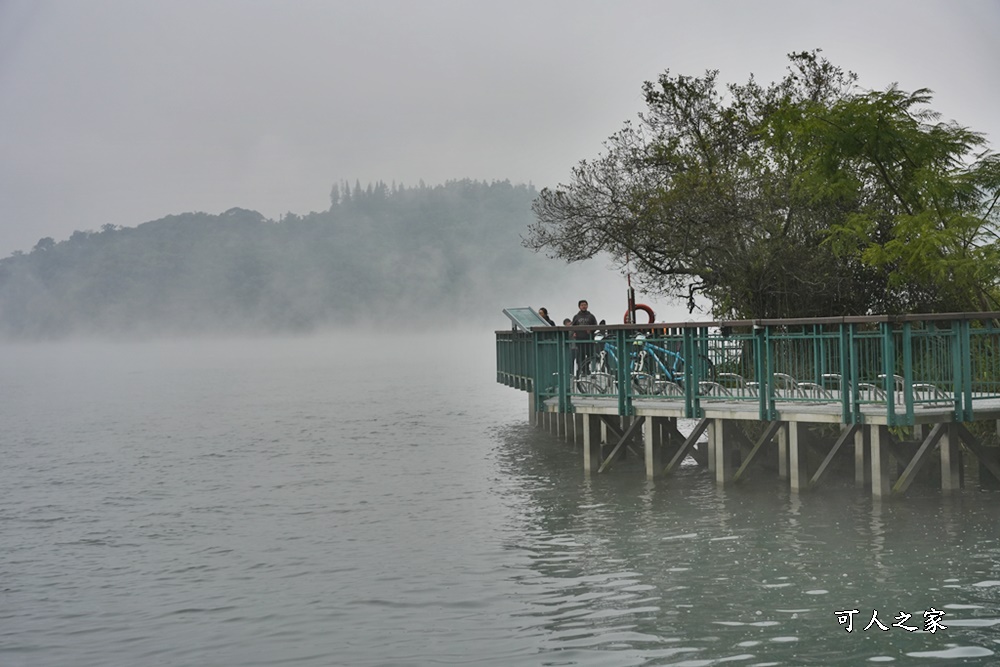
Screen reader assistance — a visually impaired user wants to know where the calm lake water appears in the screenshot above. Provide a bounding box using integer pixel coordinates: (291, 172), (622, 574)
(2, 331), (999, 666)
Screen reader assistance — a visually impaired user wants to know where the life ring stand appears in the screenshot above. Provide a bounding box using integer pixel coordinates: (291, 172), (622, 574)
(624, 303), (656, 324)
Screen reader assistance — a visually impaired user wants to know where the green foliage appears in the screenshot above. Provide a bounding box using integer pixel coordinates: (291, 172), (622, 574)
(801, 84), (1000, 312)
(0, 180), (550, 338)
(526, 50), (1000, 318)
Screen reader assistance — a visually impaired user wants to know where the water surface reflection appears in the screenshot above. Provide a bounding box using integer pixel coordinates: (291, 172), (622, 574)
(492, 422), (1000, 665)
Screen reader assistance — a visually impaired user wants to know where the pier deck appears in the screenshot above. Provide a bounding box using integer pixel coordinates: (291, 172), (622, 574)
(497, 312), (1000, 497)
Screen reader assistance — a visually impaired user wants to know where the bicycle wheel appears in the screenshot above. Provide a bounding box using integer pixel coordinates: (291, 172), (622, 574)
(576, 355), (615, 395)
(699, 355), (717, 382)
(630, 351), (657, 396)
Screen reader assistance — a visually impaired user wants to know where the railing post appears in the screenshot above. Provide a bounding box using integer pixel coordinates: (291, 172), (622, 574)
(496, 333), (502, 383)
(951, 320), (964, 422)
(532, 330), (545, 413)
(615, 328), (633, 417)
(765, 324), (777, 420)
(960, 319), (973, 422)
(812, 324), (823, 386)
(839, 323), (851, 424)
(528, 332), (535, 407)
(754, 323), (768, 422)
(849, 323), (862, 424)
(881, 321), (897, 427)
(683, 326), (697, 419)
(902, 321), (914, 425)
(557, 329), (569, 414)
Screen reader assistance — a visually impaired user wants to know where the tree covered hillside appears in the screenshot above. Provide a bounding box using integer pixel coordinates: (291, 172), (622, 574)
(0, 180), (559, 338)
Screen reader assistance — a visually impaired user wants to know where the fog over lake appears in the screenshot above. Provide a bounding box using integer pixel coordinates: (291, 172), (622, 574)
(3, 333), (1000, 665)
(3, 2), (1000, 663)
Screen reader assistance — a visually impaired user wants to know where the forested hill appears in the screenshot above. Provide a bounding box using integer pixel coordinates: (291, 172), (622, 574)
(0, 180), (566, 338)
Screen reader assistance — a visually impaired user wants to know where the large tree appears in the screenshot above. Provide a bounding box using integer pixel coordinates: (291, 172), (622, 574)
(526, 51), (1000, 319)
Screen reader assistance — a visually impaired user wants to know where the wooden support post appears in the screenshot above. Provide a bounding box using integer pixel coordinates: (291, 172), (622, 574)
(777, 423), (789, 480)
(663, 418), (710, 476)
(597, 416), (644, 473)
(788, 422), (809, 492)
(582, 414), (602, 473)
(955, 423), (1000, 486)
(854, 426), (871, 487)
(810, 424), (861, 488)
(664, 418), (685, 447)
(733, 420), (784, 482)
(714, 419), (736, 485)
(554, 410), (563, 437)
(528, 391), (536, 426)
(620, 416), (632, 459)
(892, 423), (945, 495)
(940, 423), (961, 493)
(573, 413), (583, 446)
(871, 425), (894, 498)
(706, 420), (717, 473)
(645, 416), (666, 480)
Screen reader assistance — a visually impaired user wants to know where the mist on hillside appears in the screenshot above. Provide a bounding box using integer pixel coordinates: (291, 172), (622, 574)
(0, 180), (700, 341)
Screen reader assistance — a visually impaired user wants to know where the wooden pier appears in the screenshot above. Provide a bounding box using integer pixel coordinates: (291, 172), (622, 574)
(497, 312), (1000, 497)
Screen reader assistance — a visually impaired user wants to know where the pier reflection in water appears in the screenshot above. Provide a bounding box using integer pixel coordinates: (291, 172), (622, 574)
(493, 420), (1000, 664)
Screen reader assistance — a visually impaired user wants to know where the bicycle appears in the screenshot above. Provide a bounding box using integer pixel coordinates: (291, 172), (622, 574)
(630, 334), (686, 395)
(575, 332), (618, 395)
(576, 332), (716, 396)
(637, 334), (717, 395)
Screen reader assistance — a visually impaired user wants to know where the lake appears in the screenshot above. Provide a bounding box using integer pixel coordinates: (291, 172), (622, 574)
(2, 332), (998, 666)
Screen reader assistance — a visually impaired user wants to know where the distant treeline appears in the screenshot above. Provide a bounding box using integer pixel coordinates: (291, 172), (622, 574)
(0, 179), (563, 338)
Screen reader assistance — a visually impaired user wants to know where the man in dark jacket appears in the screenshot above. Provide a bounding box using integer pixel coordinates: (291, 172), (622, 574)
(571, 300), (598, 371)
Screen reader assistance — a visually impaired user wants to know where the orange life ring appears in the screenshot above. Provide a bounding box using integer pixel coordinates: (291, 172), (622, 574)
(624, 304), (655, 324)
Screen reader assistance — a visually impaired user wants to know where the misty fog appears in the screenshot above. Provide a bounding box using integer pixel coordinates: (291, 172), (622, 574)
(0, 180), (699, 342)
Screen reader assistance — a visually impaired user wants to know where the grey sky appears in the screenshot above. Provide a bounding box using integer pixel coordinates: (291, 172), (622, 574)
(2, 0), (998, 264)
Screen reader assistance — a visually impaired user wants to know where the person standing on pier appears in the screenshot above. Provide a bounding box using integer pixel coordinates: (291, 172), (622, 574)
(571, 300), (598, 372)
(538, 307), (555, 326)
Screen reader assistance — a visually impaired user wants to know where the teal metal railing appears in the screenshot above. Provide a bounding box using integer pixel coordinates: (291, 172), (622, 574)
(496, 330), (534, 391)
(495, 313), (1000, 425)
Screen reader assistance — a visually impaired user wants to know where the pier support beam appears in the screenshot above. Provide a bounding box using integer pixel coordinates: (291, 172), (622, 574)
(940, 424), (962, 493)
(644, 416), (667, 480)
(562, 413), (575, 443)
(892, 423), (946, 495)
(733, 421), (785, 483)
(706, 420), (717, 473)
(712, 419), (739, 484)
(596, 416), (644, 473)
(871, 425), (894, 498)
(582, 414), (602, 473)
(955, 424), (1000, 489)
(809, 424), (861, 489)
(777, 425), (789, 480)
(663, 418), (710, 477)
(788, 422), (809, 492)
(854, 427), (871, 488)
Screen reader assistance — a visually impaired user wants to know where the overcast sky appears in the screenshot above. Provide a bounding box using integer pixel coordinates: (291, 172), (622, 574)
(2, 0), (998, 266)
